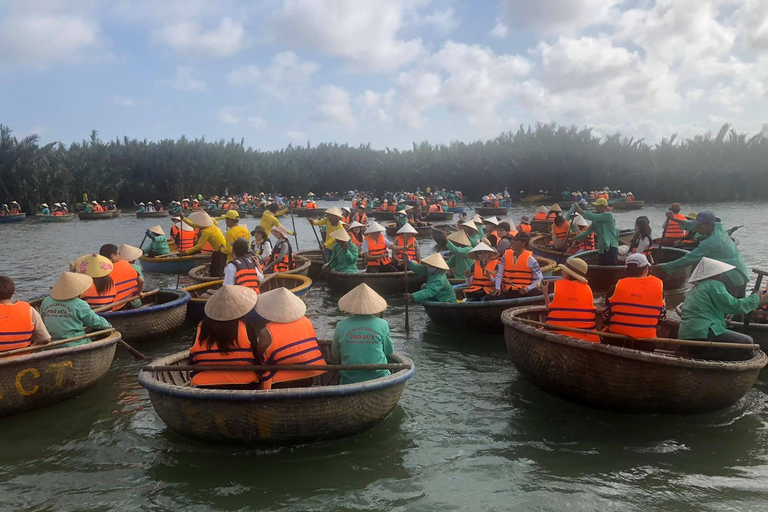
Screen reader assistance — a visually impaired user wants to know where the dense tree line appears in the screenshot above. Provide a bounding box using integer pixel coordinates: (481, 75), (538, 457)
(1, 122), (766, 213)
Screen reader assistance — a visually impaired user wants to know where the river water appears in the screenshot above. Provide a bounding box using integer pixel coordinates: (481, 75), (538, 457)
(1, 201), (767, 512)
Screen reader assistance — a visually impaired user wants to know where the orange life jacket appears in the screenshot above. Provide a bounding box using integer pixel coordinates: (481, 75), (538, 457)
(350, 230), (363, 248)
(664, 214), (688, 239)
(533, 212), (548, 221)
(493, 200), (500, 207)
(354, 212), (367, 224)
(552, 222), (571, 242)
(429, 204), (439, 213)
(394, 235), (418, 262)
(546, 211), (558, 221)
(388, 204), (396, 213)
(93, 204), (103, 212)
(627, 196), (634, 202)
(578, 227), (595, 251)
(0, 301), (34, 351)
(466, 259), (498, 294)
(266, 240), (295, 272)
(630, 236), (654, 260)
(172, 225), (197, 251)
(232, 256), (260, 293)
(188, 321), (258, 387)
(81, 280), (117, 309)
(192, 203), (199, 210)
(306, 203), (317, 209)
(365, 234), (392, 267)
(518, 223), (532, 234)
(342, 213), (352, 224)
(605, 276), (664, 339)
(261, 317), (326, 390)
(502, 249), (534, 292)
(546, 279), (598, 342)
(111, 260), (139, 310)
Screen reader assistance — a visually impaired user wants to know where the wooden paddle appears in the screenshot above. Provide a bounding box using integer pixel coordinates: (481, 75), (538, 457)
(309, 222), (327, 262)
(0, 329), (117, 358)
(404, 252), (410, 335)
(92, 288), (160, 313)
(656, 211), (671, 249)
(516, 318), (757, 350)
(742, 268), (768, 332)
(144, 362), (412, 372)
(289, 207), (300, 250)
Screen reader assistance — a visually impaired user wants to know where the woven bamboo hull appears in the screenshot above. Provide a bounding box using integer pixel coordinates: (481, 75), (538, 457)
(36, 214), (75, 222)
(520, 195), (545, 203)
(726, 320), (768, 352)
(100, 289), (190, 342)
(423, 212), (454, 221)
(431, 223), (458, 244)
(0, 333), (119, 418)
(0, 214), (26, 223)
(77, 211), (114, 221)
(110, 209), (121, 218)
(476, 207), (508, 216)
(326, 269), (427, 295)
(187, 255), (311, 283)
(530, 220), (553, 234)
(530, 233), (635, 265)
(249, 209), (264, 218)
(294, 208), (326, 217)
(385, 223), (432, 238)
(610, 201), (644, 210)
(139, 351), (414, 444)
(296, 250), (325, 280)
(423, 293), (551, 333)
(502, 306), (766, 414)
(575, 247), (691, 292)
(140, 254), (210, 273)
(136, 211), (169, 218)
(369, 211), (395, 221)
(448, 207), (464, 213)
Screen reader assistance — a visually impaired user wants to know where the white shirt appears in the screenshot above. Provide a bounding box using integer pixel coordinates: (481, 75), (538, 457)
(494, 252), (543, 291)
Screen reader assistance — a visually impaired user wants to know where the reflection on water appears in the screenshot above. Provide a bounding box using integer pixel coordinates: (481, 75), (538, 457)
(0, 202), (767, 511)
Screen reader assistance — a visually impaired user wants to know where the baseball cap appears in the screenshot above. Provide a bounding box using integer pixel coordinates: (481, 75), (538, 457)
(625, 253), (649, 267)
(694, 211), (716, 225)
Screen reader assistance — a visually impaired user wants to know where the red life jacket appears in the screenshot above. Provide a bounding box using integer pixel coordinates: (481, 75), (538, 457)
(188, 321), (258, 387)
(232, 256), (260, 293)
(546, 279), (598, 342)
(501, 249), (534, 292)
(0, 301), (34, 351)
(261, 317), (326, 390)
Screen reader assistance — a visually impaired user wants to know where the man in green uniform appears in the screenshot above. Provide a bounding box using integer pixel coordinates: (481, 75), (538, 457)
(406, 253), (456, 303)
(145, 225), (171, 256)
(570, 197), (619, 264)
(326, 228), (359, 273)
(444, 229), (474, 279)
(332, 283), (394, 384)
(40, 272), (112, 346)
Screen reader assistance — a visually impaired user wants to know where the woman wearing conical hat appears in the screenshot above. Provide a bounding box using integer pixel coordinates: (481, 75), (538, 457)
(678, 257), (768, 360)
(326, 228), (359, 273)
(309, 205), (344, 261)
(40, 272), (111, 347)
(405, 253), (455, 304)
(332, 284), (394, 384)
(391, 223), (420, 270)
(144, 225), (171, 257)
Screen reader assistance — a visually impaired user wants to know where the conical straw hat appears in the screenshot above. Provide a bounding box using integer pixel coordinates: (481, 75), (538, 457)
(536, 206), (548, 213)
(484, 216), (500, 225)
(204, 285), (258, 321)
(181, 221), (195, 232)
(118, 244), (143, 262)
(397, 223), (418, 234)
(338, 283), (388, 314)
(255, 287), (307, 323)
(447, 230), (471, 247)
(689, 257), (735, 283)
(468, 242), (496, 260)
(149, 225), (165, 236)
(471, 214), (483, 224)
(549, 204), (562, 212)
(461, 221), (478, 232)
(73, 254), (113, 278)
(573, 214), (589, 228)
(347, 221), (364, 229)
(365, 221), (385, 234)
(421, 253), (449, 270)
(50, 272), (93, 300)
(329, 228), (350, 242)
(188, 211), (214, 228)
(325, 206), (343, 217)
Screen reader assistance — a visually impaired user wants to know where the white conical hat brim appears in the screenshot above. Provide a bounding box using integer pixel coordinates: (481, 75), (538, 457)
(50, 272), (93, 300)
(421, 253), (449, 270)
(468, 242), (496, 260)
(549, 204), (562, 211)
(188, 211), (214, 228)
(118, 244), (143, 262)
(536, 206), (548, 213)
(181, 222), (195, 232)
(484, 217), (499, 225)
(325, 206), (343, 217)
(149, 225), (165, 236)
(397, 223), (418, 234)
(347, 221), (364, 229)
(255, 287), (307, 322)
(338, 283), (387, 314)
(689, 257), (736, 283)
(204, 285), (259, 321)
(461, 221), (478, 232)
(365, 221), (385, 234)
(329, 228), (350, 242)
(447, 230), (471, 246)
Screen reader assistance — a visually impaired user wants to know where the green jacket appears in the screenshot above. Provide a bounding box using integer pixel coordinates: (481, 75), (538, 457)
(445, 241), (473, 278)
(39, 296), (111, 345)
(329, 243), (359, 273)
(408, 261), (456, 303)
(331, 315), (394, 384)
(572, 209), (619, 253)
(147, 235), (170, 255)
(661, 221), (749, 286)
(678, 279), (760, 339)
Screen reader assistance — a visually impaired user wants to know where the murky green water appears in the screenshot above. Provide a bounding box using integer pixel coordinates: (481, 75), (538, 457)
(1, 201), (767, 511)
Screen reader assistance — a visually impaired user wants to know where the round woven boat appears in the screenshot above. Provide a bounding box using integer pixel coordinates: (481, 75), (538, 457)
(325, 269), (427, 295)
(77, 211), (114, 221)
(610, 200), (645, 210)
(111, 210), (121, 218)
(501, 305), (767, 414)
(384, 223), (432, 238)
(140, 253), (211, 274)
(36, 214), (75, 222)
(431, 223), (458, 245)
(725, 319), (768, 352)
(138, 350), (414, 444)
(293, 208), (327, 217)
(422, 211), (454, 222)
(187, 255), (311, 283)
(476, 207), (508, 216)
(369, 211), (395, 221)
(296, 249), (326, 280)
(0, 332), (120, 418)
(529, 233), (635, 265)
(249, 209), (264, 218)
(99, 289), (190, 343)
(136, 211), (169, 218)
(530, 220), (553, 234)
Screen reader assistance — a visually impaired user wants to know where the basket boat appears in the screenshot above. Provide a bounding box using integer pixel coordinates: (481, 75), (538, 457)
(295, 250), (326, 280)
(77, 211), (114, 221)
(475, 207), (508, 217)
(520, 195), (545, 203)
(293, 208), (327, 217)
(530, 220), (553, 234)
(369, 211), (395, 221)
(609, 200), (644, 210)
(384, 223), (433, 238)
(422, 211), (454, 222)
(97, 289), (190, 342)
(139, 253), (211, 274)
(187, 255), (311, 283)
(325, 269), (427, 295)
(502, 305), (767, 413)
(529, 232), (635, 265)
(448, 207), (464, 213)
(249, 209), (264, 218)
(36, 214), (75, 222)
(111, 210), (121, 218)
(573, 247), (691, 293)
(136, 211), (169, 218)
(0, 331), (120, 418)
(430, 223), (459, 245)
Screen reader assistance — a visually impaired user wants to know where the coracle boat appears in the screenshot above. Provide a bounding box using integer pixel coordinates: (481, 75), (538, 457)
(296, 249), (325, 280)
(187, 255), (311, 283)
(423, 211), (454, 222)
(369, 210), (395, 221)
(138, 350), (414, 444)
(529, 233), (635, 265)
(530, 220), (553, 234)
(77, 211), (114, 221)
(431, 223), (458, 244)
(0, 331), (121, 418)
(325, 269), (427, 295)
(520, 195), (545, 203)
(183, 274), (313, 322)
(140, 253), (211, 274)
(36, 214), (75, 222)
(448, 206), (465, 213)
(476, 207), (508, 217)
(385, 223), (432, 238)
(249, 209), (264, 218)
(574, 247), (691, 293)
(136, 211), (169, 218)
(502, 305), (766, 413)
(110, 209), (121, 218)
(0, 214), (26, 224)
(610, 200), (644, 211)
(293, 208), (327, 218)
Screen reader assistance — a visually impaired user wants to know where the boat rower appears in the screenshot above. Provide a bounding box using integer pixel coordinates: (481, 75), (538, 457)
(180, 211), (227, 278)
(145, 225), (171, 257)
(40, 272), (111, 346)
(326, 228), (359, 273)
(0, 275), (51, 353)
(406, 253), (455, 304)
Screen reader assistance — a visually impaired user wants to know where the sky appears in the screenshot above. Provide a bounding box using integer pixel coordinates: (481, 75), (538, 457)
(1, 0), (767, 151)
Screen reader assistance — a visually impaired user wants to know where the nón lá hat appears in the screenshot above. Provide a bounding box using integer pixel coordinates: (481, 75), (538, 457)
(118, 244), (143, 262)
(338, 283), (388, 315)
(421, 253), (450, 270)
(468, 242), (496, 260)
(149, 225), (165, 236)
(50, 272), (93, 300)
(447, 230), (471, 247)
(74, 254), (113, 278)
(329, 228), (350, 242)
(397, 223), (418, 235)
(689, 257), (735, 283)
(188, 211), (214, 228)
(204, 285), (258, 321)
(255, 287), (307, 323)
(365, 221), (385, 234)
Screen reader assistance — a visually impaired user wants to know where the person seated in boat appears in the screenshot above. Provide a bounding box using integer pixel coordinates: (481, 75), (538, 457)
(464, 243), (499, 302)
(52, 203), (65, 216)
(223, 238), (263, 293)
(326, 228), (360, 273)
(188, 285), (260, 390)
(309, 206), (344, 261)
(406, 253), (455, 304)
(572, 214), (595, 254)
(516, 216), (532, 235)
(180, 211), (228, 278)
(546, 204), (562, 221)
(99, 244), (144, 310)
(107, 200), (117, 211)
(263, 225), (295, 274)
(145, 225), (171, 257)
(654, 211), (749, 298)
(394, 210), (409, 229)
(444, 229), (474, 278)
(352, 204), (367, 225)
(39, 203), (50, 215)
(542, 258), (598, 342)
(678, 257), (768, 361)
(250, 226), (273, 265)
(0, 275), (51, 352)
(170, 216), (197, 252)
(493, 232), (543, 300)
(40, 272), (112, 346)
(340, 206), (352, 224)
(628, 216), (654, 263)
(154, 200), (164, 212)
(533, 206), (548, 222)
(549, 215), (578, 250)
(73, 254), (118, 309)
(570, 198), (620, 265)
(347, 221), (365, 249)
(8, 201), (20, 215)
(117, 244), (145, 308)
(658, 203), (688, 247)
(134, 202), (146, 213)
(602, 254), (665, 352)
(484, 217), (500, 247)
(305, 199), (318, 210)
(494, 221), (517, 256)
(363, 222), (398, 273)
(91, 200), (104, 213)
(144, 201), (155, 213)
(255, 287), (326, 390)
(626, 192), (635, 202)
(217, 210), (250, 263)
(391, 223), (421, 270)
(0, 203), (9, 216)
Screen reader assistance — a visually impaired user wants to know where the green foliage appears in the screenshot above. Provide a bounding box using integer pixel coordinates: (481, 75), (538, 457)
(2, 122), (767, 212)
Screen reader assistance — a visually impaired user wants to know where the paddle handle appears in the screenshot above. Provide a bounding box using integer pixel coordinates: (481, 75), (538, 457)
(289, 207), (300, 251)
(118, 339), (146, 360)
(743, 270), (766, 331)
(404, 253), (410, 335)
(93, 288), (160, 313)
(309, 222), (327, 262)
(144, 363), (412, 372)
(0, 329), (116, 357)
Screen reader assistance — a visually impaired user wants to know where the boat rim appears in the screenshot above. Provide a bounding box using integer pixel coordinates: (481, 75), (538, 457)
(0, 332), (121, 368)
(567, 246), (691, 271)
(101, 289), (190, 318)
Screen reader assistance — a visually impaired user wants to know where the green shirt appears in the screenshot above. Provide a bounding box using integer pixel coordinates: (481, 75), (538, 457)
(331, 315), (394, 384)
(445, 241), (474, 278)
(39, 296), (112, 346)
(678, 279), (761, 339)
(330, 243), (359, 273)
(147, 235), (170, 255)
(573, 209), (619, 252)
(408, 261), (456, 303)
(130, 263), (144, 308)
(660, 221), (749, 286)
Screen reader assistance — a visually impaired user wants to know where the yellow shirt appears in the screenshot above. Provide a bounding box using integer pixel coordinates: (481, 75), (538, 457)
(260, 209), (295, 235)
(311, 217), (344, 250)
(183, 218), (226, 254)
(222, 225), (251, 261)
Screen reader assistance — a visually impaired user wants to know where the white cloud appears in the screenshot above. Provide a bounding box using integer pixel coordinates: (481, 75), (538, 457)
(413, 7), (460, 33)
(262, 51), (320, 101)
(227, 65), (261, 86)
(312, 85), (357, 127)
(246, 116), (267, 131)
(153, 17), (246, 57)
(496, 0), (621, 34)
(270, 0), (424, 72)
(218, 106), (241, 125)
(218, 107), (267, 131)
(112, 96), (142, 107)
(285, 130), (307, 143)
(489, 22), (508, 39)
(158, 65), (206, 91)
(357, 89), (396, 125)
